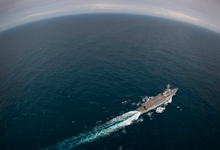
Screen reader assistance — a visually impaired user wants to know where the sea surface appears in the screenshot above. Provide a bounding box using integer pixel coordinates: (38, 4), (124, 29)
(0, 14), (220, 150)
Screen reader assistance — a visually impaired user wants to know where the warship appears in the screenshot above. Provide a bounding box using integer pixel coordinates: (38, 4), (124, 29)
(138, 84), (178, 113)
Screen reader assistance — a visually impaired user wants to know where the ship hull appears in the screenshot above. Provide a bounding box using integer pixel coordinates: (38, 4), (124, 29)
(138, 87), (178, 113)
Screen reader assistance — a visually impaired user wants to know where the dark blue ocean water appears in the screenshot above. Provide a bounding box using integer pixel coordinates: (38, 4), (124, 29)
(0, 14), (220, 150)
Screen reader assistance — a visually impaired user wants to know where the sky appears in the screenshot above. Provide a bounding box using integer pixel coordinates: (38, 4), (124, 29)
(0, 0), (220, 33)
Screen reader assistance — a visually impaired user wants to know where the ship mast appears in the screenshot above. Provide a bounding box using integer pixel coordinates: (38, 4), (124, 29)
(167, 84), (170, 90)
(163, 84), (170, 96)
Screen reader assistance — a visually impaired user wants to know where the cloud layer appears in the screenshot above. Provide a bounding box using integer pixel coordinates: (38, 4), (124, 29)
(0, 0), (220, 33)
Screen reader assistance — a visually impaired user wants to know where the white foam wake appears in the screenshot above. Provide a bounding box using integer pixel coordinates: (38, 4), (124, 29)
(44, 111), (141, 150)
(155, 107), (166, 113)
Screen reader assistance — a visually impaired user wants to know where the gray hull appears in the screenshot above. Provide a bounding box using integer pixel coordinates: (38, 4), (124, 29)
(138, 86), (178, 113)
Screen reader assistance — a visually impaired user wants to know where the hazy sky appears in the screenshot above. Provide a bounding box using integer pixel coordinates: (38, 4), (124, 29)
(1, 0), (220, 33)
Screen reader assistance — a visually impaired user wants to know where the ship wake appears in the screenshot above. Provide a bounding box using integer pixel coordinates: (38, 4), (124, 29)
(43, 96), (174, 150)
(43, 111), (141, 150)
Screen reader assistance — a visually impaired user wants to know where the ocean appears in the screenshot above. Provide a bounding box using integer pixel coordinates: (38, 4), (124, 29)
(0, 14), (220, 150)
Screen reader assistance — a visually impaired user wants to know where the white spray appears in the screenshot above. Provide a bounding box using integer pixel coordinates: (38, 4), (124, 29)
(44, 96), (174, 150)
(44, 111), (141, 150)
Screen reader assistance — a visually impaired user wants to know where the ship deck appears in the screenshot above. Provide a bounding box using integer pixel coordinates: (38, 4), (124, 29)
(138, 93), (169, 112)
(137, 87), (178, 112)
